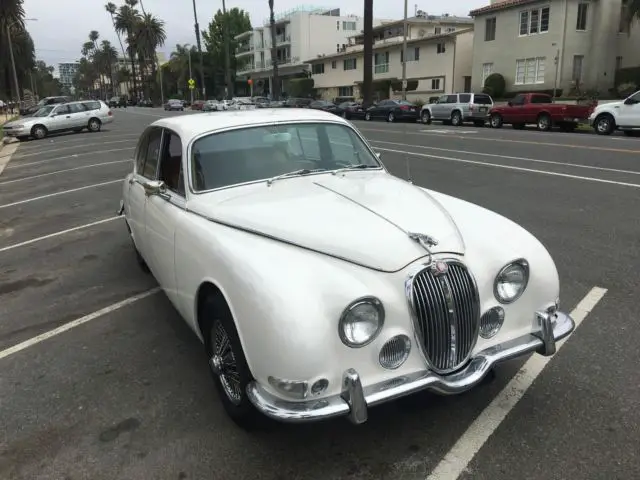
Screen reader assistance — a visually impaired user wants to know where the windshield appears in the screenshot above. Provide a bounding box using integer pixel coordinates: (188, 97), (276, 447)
(32, 106), (55, 117)
(190, 122), (381, 191)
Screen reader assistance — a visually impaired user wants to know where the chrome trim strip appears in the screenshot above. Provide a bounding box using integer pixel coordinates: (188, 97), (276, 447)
(246, 310), (575, 424)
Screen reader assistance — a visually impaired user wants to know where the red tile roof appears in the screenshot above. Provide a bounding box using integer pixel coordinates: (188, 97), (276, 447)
(469, 0), (541, 17)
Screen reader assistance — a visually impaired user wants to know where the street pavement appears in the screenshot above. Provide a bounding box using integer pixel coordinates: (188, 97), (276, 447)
(0, 108), (638, 480)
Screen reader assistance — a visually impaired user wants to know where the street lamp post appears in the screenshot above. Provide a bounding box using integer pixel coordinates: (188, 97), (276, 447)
(185, 43), (194, 104)
(221, 0), (233, 99)
(5, 18), (37, 109)
(401, 0), (408, 101)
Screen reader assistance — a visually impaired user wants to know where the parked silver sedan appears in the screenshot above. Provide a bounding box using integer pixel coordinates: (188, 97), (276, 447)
(2, 100), (114, 140)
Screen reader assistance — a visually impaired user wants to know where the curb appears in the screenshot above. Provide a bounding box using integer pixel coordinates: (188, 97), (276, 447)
(0, 141), (20, 177)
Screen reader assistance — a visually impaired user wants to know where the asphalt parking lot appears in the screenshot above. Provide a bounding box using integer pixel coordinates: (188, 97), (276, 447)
(1, 107), (639, 480)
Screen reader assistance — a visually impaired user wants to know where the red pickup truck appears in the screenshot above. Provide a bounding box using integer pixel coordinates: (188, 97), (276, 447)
(488, 93), (595, 132)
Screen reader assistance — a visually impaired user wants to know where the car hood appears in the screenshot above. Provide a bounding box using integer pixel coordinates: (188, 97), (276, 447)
(187, 172), (465, 272)
(594, 100), (623, 112)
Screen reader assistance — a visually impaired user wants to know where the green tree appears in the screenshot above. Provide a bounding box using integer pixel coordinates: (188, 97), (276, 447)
(115, 0), (142, 99)
(202, 7), (251, 97)
(0, 0), (37, 101)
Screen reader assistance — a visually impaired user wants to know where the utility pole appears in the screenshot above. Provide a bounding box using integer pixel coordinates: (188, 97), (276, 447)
(362, 0), (373, 106)
(222, 0), (233, 99)
(552, 43), (560, 100)
(401, 0), (408, 101)
(191, 0), (207, 100)
(6, 24), (22, 107)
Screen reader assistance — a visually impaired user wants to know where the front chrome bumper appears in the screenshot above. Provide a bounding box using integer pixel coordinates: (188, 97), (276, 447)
(246, 309), (575, 425)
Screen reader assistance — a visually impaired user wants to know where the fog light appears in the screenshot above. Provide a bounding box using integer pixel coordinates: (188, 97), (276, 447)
(311, 379), (329, 396)
(479, 307), (505, 339)
(379, 334), (411, 369)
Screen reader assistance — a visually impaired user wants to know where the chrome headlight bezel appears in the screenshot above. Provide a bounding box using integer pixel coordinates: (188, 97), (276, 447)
(493, 259), (529, 304)
(338, 296), (385, 348)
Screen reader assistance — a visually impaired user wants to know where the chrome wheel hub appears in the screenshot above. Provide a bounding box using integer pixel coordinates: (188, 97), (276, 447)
(210, 320), (242, 405)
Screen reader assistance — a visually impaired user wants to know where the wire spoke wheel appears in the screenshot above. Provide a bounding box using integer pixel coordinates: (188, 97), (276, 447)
(210, 320), (243, 405)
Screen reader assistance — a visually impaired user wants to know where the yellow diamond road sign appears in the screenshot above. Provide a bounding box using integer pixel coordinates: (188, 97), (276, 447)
(188, 78), (195, 89)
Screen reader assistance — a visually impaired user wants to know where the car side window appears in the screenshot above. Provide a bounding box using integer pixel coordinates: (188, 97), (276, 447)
(158, 129), (185, 196)
(54, 105), (70, 115)
(69, 103), (87, 113)
(141, 128), (163, 179)
(437, 95), (448, 104)
(135, 131), (150, 174)
(446, 95), (458, 103)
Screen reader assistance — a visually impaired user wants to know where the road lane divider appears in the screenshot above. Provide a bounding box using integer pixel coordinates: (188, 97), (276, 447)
(0, 179), (122, 210)
(426, 286), (608, 480)
(0, 287), (162, 361)
(0, 159), (132, 186)
(358, 126), (640, 154)
(5, 147), (135, 169)
(376, 147), (640, 189)
(0, 216), (123, 253)
(370, 140), (640, 176)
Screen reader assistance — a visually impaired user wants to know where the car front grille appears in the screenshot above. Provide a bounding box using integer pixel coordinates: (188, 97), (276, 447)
(408, 260), (480, 374)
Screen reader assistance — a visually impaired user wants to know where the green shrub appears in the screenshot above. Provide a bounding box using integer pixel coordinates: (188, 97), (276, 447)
(482, 86), (494, 96)
(289, 78), (315, 97)
(617, 82), (637, 98)
(483, 73), (506, 98)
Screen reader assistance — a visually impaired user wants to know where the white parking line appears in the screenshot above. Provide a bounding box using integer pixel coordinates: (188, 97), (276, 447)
(16, 133), (139, 152)
(376, 147), (640, 189)
(0, 179), (121, 210)
(6, 147), (134, 169)
(0, 160), (132, 185)
(371, 140), (640, 176)
(0, 288), (161, 361)
(0, 216), (123, 253)
(426, 286), (607, 480)
(12, 139), (136, 159)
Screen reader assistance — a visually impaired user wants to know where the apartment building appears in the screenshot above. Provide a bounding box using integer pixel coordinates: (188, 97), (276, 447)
(58, 62), (79, 89)
(306, 13), (475, 102)
(234, 6), (387, 96)
(470, 0), (640, 95)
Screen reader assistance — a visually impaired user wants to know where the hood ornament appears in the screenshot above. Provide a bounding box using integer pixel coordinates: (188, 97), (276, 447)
(408, 232), (439, 263)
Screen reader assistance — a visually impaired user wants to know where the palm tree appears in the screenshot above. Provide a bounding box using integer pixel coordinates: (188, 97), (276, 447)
(268, 0), (280, 100)
(169, 43), (196, 94)
(115, 0), (142, 100)
(97, 40), (118, 97)
(105, 3), (128, 64)
(134, 12), (166, 101)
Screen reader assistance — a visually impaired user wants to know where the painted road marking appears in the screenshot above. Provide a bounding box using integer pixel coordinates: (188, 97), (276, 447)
(419, 129), (478, 134)
(426, 286), (608, 480)
(376, 147), (640, 189)
(0, 179), (121, 210)
(0, 216), (123, 253)
(371, 140), (640, 176)
(0, 159), (132, 185)
(0, 288), (161, 361)
(5, 148), (134, 169)
(359, 127), (640, 154)
(11, 139), (136, 159)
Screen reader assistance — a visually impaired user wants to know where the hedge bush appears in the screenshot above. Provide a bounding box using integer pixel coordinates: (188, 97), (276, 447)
(483, 73), (506, 98)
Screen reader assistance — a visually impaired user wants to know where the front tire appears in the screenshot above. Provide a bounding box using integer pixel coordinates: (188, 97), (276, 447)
(489, 113), (503, 128)
(451, 110), (463, 126)
(421, 110), (431, 124)
(88, 118), (102, 132)
(31, 124), (47, 139)
(537, 114), (552, 131)
(594, 114), (615, 135)
(202, 294), (267, 430)
(387, 112), (395, 122)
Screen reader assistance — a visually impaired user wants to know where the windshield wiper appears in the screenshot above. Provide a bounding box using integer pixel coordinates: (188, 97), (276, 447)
(332, 164), (378, 175)
(266, 168), (327, 186)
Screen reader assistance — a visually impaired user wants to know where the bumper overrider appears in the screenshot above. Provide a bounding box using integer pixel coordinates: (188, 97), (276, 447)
(246, 308), (575, 424)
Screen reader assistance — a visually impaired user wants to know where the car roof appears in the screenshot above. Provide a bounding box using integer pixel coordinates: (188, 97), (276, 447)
(150, 108), (351, 139)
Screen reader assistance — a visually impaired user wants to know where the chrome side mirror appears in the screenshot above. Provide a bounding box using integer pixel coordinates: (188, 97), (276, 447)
(141, 179), (167, 196)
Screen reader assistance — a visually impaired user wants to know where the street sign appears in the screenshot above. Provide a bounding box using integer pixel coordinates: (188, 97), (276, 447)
(188, 78), (195, 90)
(402, 79), (408, 89)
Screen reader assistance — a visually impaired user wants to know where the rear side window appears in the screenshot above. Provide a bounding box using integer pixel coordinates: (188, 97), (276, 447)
(81, 101), (101, 111)
(459, 94), (472, 103)
(473, 94), (493, 104)
(445, 95), (458, 103)
(531, 95), (552, 104)
(69, 103), (87, 113)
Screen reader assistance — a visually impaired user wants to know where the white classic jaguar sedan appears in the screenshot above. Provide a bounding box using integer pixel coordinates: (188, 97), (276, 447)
(118, 108), (575, 429)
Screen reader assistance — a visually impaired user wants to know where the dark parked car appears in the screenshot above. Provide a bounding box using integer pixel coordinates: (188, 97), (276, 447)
(308, 100), (340, 115)
(19, 96), (71, 116)
(336, 101), (366, 120)
(364, 99), (419, 123)
(283, 97), (313, 108)
(108, 96), (127, 108)
(164, 99), (184, 111)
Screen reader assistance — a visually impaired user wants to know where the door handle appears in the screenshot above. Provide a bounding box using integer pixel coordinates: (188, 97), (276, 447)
(66, 116), (70, 118)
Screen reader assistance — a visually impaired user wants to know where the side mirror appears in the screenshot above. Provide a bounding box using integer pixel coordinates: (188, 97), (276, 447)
(375, 152), (382, 159)
(507, 101), (513, 107)
(141, 179), (167, 196)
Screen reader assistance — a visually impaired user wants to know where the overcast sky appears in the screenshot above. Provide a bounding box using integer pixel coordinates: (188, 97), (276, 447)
(23, 0), (485, 72)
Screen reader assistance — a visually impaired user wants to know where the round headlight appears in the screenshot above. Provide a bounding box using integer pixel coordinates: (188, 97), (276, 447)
(339, 297), (384, 348)
(494, 259), (529, 304)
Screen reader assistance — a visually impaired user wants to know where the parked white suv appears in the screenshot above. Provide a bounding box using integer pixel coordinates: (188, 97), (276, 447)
(2, 100), (114, 140)
(589, 90), (640, 136)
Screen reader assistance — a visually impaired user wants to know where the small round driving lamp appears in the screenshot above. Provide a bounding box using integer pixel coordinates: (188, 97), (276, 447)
(494, 260), (529, 304)
(339, 297), (385, 348)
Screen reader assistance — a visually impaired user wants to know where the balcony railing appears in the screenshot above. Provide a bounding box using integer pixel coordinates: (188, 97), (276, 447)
(237, 63), (255, 74)
(236, 43), (253, 54)
(275, 34), (291, 44)
(374, 63), (389, 74)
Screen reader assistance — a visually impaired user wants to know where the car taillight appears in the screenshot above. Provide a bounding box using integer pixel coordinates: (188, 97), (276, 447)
(400, 105), (410, 111)
(469, 103), (474, 111)
(108, 110), (113, 116)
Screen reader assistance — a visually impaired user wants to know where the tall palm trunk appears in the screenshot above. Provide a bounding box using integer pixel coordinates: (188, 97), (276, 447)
(362, 0), (373, 107)
(268, 0), (280, 100)
(109, 13), (128, 96)
(126, 36), (139, 99)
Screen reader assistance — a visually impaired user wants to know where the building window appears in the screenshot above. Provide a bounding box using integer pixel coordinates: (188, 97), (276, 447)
(338, 86), (354, 97)
(336, 21), (340, 30)
(343, 58), (357, 70)
(515, 57), (546, 84)
(572, 55), (584, 81)
(616, 56), (623, 70)
(374, 52), (389, 73)
(312, 63), (325, 74)
(434, 26), (442, 34)
(576, 3), (588, 31)
(400, 47), (420, 62)
(482, 63), (494, 84)
(519, 6), (550, 36)
(446, 27), (456, 32)
(342, 21), (356, 30)
(437, 43), (446, 54)
(332, 60), (337, 69)
(431, 78), (441, 90)
(485, 17), (496, 41)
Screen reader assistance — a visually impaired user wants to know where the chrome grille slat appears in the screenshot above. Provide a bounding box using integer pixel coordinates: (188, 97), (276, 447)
(409, 261), (480, 374)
